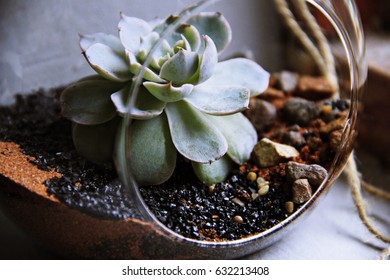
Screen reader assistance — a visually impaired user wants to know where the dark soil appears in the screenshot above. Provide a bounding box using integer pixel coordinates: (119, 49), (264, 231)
(0, 75), (348, 241)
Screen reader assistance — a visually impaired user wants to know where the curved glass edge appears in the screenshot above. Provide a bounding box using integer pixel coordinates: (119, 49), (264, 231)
(116, 0), (367, 247)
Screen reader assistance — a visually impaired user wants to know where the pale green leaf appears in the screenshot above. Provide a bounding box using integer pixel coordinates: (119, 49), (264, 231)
(197, 35), (218, 84)
(72, 117), (120, 163)
(160, 49), (199, 85)
(187, 12), (232, 53)
(201, 58), (270, 96)
(79, 33), (125, 55)
(111, 84), (165, 119)
(85, 43), (132, 82)
(143, 81), (193, 102)
(192, 155), (233, 185)
(127, 51), (166, 83)
(180, 24), (201, 52)
(205, 113), (257, 164)
(61, 77), (123, 125)
(137, 32), (160, 62)
(165, 101), (228, 163)
(118, 13), (151, 53)
(127, 114), (177, 186)
(185, 85), (249, 115)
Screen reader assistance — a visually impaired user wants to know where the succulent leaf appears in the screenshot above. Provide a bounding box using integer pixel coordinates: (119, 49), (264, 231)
(187, 12), (232, 53)
(205, 113), (257, 164)
(165, 101), (228, 163)
(111, 84), (166, 119)
(200, 58), (270, 96)
(118, 13), (152, 53)
(127, 114), (177, 186)
(192, 155), (233, 186)
(185, 85), (249, 115)
(143, 82), (194, 103)
(61, 76), (122, 125)
(193, 35), (218, 84)
(79, 33), (125, 55)
(160, 49), (199, 85)
(72, 117), (120, 163)
(179, 24), (201, 52)
(137, 32), (160, 62)
(85, 43), (132, 82)
(127, 51), (166, 83)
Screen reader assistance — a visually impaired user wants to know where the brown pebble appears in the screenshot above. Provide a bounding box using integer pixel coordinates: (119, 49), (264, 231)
(292, 179), (313, 204)
(247, 171), (257, 182)
(259, 87), (285, 101)
(320, 114), (347, 134)
(233, 215), (244, 224)
(285, 201), (294, 213)
(208, 184), (215, 195)
(245, 99), (277, 132)
(212, 215), (220, 219)
(329, 129), (343, 151)
(286, 161), (328, 187)
(295, 76), (335, 101)
(258, 184), (270, 196)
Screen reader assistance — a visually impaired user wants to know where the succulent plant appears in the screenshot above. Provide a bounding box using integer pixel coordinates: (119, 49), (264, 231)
(61, 12), (270, 186)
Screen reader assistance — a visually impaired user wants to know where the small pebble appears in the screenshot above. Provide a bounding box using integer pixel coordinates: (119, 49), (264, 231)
(258, 184), (270, 196)
(283, 97), (320, 126)
(320, 114), (347, 134)
(285, 201), (294, 214)
(329, 129), (343, 151)
(245, 99), (277, 132)
(285, 161), (328, 187)
(276, 71), (299, 92)
(292, 178), (312, 204)
(233, 215), (244, 224)
(295, 76), (335, 101)
(247, 171), (257, 182)
(252, 138), (299, 168)
(282, 131), (306, 148)
(321, 104), (333, 115)
(212, 215), (220, 219)
(208, 184), (216, 195)
(232, 197), (245, 207)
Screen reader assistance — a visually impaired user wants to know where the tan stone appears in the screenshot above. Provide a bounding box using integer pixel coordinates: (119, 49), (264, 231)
(252, 138), (299, 168)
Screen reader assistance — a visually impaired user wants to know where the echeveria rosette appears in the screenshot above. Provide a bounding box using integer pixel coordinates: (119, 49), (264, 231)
(61, 12), (270, 186)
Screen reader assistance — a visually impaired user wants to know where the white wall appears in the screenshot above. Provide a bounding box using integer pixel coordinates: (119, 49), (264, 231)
(0, 0), (282, 104)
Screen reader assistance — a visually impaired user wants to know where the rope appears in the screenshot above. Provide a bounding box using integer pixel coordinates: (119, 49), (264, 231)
(273, 0), (328, 76)
(293, 0), (339, 97)
(273, 0), (390, 259)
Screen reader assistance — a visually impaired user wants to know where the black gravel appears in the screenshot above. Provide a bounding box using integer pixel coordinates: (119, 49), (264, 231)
(140, 156), (290, 240)
(0, 89), (292, 241)
(0, 90), (139, 220)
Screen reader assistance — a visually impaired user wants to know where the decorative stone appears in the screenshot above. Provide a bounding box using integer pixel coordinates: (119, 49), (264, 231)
(294, 75), (335, 101)
(259, 87), (285, 102)
(245, 98), (277, 132)
(329, 129), (343, 152)
(282, 97), (320, 126)
(282, 131), (306, 148)
(285, 201), (294, 213)
(285, 161), (328, 186)
(252, 138), (299, 168)
(320, 114), (347, 134)
(292, 178), (312, 204)
(276, 71), (299, 92)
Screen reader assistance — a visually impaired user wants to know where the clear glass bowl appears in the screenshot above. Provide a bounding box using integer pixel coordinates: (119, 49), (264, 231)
(116, 0), (367, 258)
(0, 0), (366, 259)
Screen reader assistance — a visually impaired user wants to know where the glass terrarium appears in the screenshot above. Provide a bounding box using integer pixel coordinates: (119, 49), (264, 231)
(0, 0), (367, 259)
